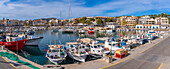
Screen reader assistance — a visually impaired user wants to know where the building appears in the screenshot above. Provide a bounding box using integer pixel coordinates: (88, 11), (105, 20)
(125, 16), (138, 26)
(138, 16), (150, 24)
(49, 19), (59, 26)
(155, 17), (169, 25)
(146, 18), (155, 24)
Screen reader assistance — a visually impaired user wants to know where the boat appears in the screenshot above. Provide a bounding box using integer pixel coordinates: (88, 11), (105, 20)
(18, 34), (43, 46)
(105, 27), (113, 33)
(51, 28), (58, 32)
(62, 28), (75, 34)
(46, 45), (67, 65)
(25, 36), (43, 46)
(104, 38), (121, 54)
(79, 29), (85, 34)
(99, 28), (106, 33)
(88, 28), (94, 34)
(65, 42), (90, 62)
(89, 41), (109, 56)
(0, 35), (28, 51)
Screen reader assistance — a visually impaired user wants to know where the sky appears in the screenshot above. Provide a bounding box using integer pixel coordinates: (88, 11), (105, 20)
(0, 0), (170, 20)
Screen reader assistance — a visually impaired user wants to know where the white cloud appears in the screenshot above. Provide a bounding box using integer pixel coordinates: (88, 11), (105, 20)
(0, 0), (169, 20)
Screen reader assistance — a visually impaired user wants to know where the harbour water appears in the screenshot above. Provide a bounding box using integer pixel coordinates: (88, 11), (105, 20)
(15, 30), (118, 65)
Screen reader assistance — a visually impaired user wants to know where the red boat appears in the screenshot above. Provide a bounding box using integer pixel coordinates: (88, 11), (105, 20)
(88, 28), (94, 34)
(0, 36), (28, 51)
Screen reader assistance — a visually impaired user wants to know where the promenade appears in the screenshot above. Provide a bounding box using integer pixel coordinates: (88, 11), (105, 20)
(103, 35), (170, 69)
(0, 57), (14, 69)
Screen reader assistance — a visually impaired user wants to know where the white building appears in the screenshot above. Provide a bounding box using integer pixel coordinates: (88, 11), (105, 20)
(138, 16), (150, 24)
(155, 17), (169, 25)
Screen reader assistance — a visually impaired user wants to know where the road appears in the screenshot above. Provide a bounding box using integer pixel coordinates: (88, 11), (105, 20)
(105, 36), (170, 69)
(0, 57), (15, 69)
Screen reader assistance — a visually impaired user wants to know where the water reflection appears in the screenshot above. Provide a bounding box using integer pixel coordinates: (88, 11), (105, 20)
(15, 30), (117, 65)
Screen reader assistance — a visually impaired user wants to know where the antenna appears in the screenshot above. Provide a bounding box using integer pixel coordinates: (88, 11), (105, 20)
(60, 11), (62, 19)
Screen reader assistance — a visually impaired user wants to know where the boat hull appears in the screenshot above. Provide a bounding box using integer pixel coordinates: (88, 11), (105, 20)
(0, 39), (28, 51)
(88, 31), (94, 34)
(66, 50), (86, 62)
(25, 37), (43, 46)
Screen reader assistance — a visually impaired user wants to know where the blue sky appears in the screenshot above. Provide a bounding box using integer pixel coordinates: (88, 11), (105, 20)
(0, 0), (170, 20)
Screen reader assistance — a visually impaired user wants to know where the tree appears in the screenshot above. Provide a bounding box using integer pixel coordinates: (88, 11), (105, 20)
(15, 22), (18, 26)
(96, 19), (103, 25)
(24, 23), (27, 26)
(137, 16), (141, 18)
(106, 18), (112, 22)
(154, 14), (157, 17)
(149, 15), (154, 18)
(132, 23), (136, 26)
(169, 18), (170, 24)
(75, 20), (79, 23)
(82, 20), (86, 25)
(50, 22), (53, 25)
(82, 17), (87, 21)
(158, 14), (161, 17)
(122, 20), (127, 26)
(79, 18), (82, 23)
(89, 18), (95, 21)
(161, 13), (164, 17)
(86, 21), (92, 25)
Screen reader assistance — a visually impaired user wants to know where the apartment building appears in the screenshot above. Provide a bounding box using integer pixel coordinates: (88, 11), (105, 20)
(155, 17), (169, 25)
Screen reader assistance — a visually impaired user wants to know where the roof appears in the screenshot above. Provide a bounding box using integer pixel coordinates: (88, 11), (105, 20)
(155, 29), (168, 31)
(66, 42), (78, 45)
(143, 24), (152, 26)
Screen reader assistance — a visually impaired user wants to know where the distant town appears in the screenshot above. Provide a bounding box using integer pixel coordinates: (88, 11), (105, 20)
(0, 13), (169, 28)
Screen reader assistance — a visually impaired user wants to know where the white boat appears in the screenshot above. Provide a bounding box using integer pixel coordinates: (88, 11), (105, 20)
(89, 41), (109, 56)
(99, 28), (106, 33)
(104, 38), (121, 54)
(51, 29), (58, 32)
(25, 36), (43, 46)
(46, 45), (67, 65)
(79, 29), (85, 34)
(65, 42), (90, 62)
(105, 28), (113, 33)
(19, 34), (43, 46)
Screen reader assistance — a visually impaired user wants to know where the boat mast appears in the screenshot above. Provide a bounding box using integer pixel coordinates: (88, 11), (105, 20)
(68, 0), (71, 26)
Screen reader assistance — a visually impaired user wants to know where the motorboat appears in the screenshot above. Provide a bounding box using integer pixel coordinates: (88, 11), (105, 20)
(0, 35), (28, 50)
(46, 45), (67, 65)
(88, 28), (94, 34)
(65, 42), (90, 62)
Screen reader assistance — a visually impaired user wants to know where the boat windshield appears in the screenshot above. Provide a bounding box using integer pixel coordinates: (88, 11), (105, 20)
(97, 45), (100, 47)
(94, 46), (97, 48)
(52, 49), (59, 52)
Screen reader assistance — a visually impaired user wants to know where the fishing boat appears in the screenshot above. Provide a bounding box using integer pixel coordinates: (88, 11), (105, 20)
(51, 28), (58, 32)
(46, 45), (67, 65)
(105, 27), (113, 33)
(89, 41), (109, 56)
(0, 35), (28, 50)
(65, 42), (90, 62)
(88, 28), (94, 34)
(104, 38), (121, 54)
(79, 29), (85, 34)
(99, 28), (106, 33)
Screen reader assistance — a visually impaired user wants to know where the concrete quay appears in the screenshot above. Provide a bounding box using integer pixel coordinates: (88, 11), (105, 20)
(0, 33), (169, 69)
(0, 50), (43, 69)
(53, 34), (169, 69)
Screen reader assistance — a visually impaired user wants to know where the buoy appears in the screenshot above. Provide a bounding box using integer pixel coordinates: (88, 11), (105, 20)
(45, 49), (47, 52)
